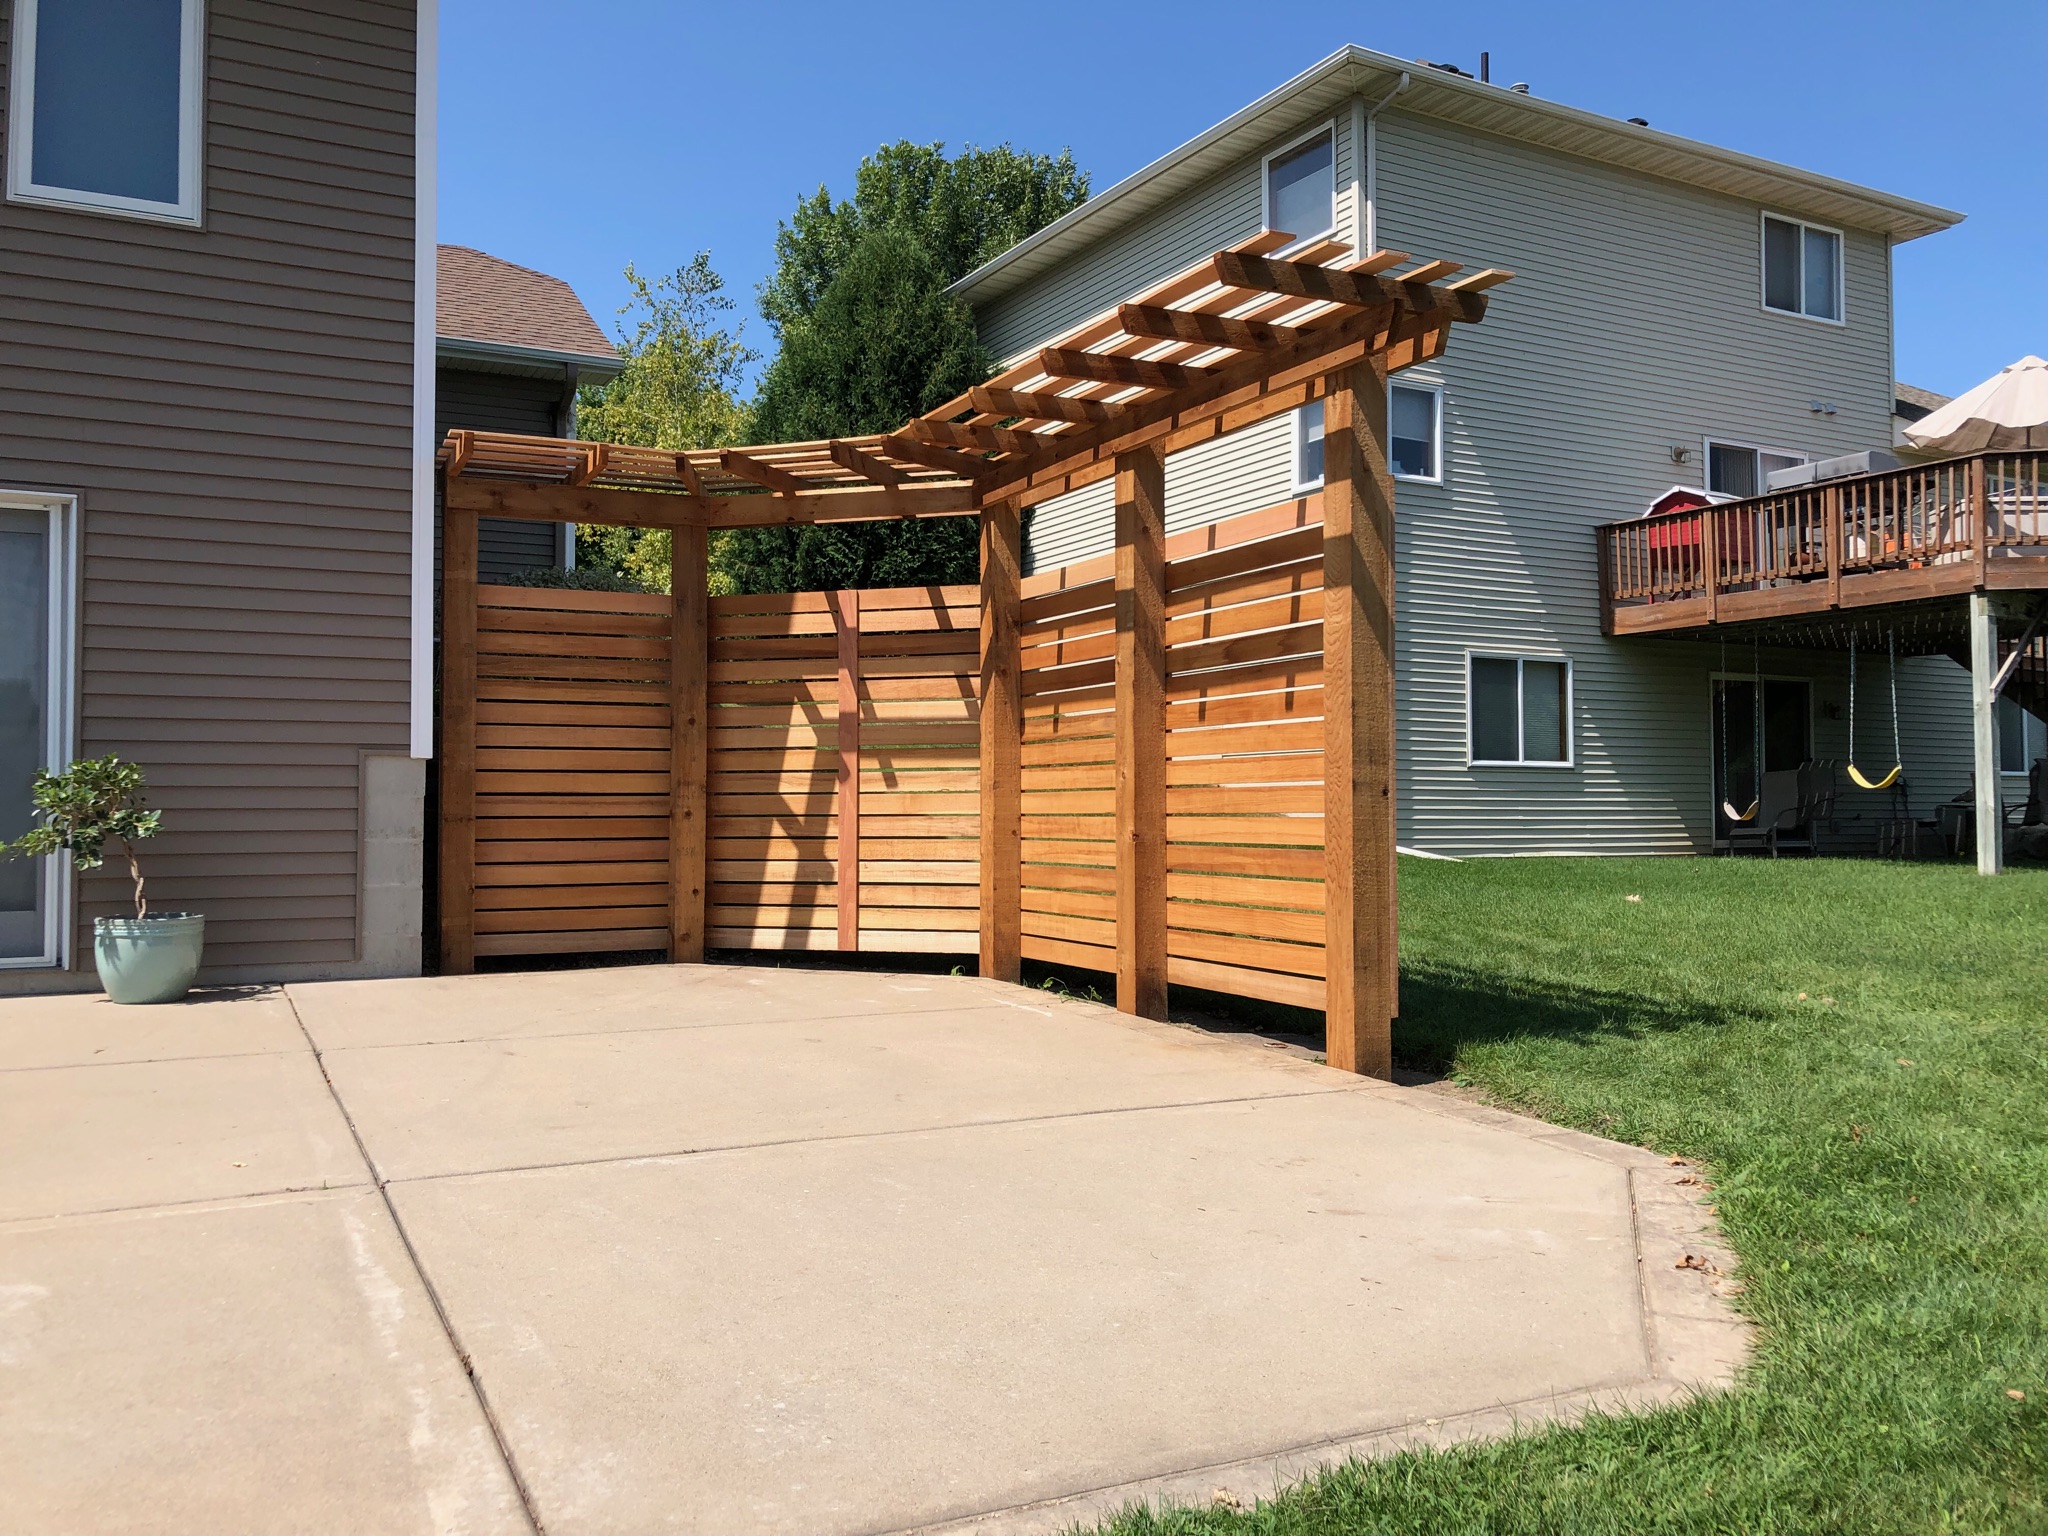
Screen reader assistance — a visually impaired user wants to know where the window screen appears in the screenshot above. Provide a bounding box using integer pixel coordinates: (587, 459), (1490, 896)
(1267, 130), (1333, 244)
(1762, 215), (1841, 321)
(1296, 401), (1324, 488)
(1390, 386), (1437, 479)
(1470, 655), (1570, 765)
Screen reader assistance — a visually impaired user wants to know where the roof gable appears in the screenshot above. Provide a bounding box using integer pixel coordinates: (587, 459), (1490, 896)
(436, 245), (617, 366)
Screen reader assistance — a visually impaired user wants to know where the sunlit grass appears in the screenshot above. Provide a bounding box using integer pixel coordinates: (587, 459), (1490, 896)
(1089, 857), (2048, 1535)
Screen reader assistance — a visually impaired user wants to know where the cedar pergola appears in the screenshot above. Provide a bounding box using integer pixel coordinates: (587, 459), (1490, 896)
(440, 232), (1508, 1076)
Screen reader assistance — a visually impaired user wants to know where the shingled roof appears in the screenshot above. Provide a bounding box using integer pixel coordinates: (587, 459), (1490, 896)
(437, 245), (618, 366)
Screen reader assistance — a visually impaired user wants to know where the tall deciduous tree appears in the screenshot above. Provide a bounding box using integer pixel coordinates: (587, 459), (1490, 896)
(720, 143), (1088, 594)
(574, 254), (753, 592)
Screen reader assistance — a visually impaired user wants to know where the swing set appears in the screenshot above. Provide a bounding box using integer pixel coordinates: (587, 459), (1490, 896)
(1718, 623), (1905, 828)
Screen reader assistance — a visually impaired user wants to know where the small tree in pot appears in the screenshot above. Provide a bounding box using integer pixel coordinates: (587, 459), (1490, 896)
(0, 756), (203, 1003)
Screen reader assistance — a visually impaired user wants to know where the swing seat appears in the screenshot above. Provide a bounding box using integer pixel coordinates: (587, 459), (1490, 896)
(1721, 798), (1760, 822)
(1847, 762), (1901, 791)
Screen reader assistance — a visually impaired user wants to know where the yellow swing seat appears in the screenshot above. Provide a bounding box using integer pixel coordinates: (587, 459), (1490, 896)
(1721, 797), (1760, 821)
(1846, 762), (1901, 791)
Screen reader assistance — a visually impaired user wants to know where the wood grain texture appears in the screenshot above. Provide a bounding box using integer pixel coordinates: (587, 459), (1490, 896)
(1114, 446), (1168, 1020)
(438, 496), (479, 974)
(1320, 357), (1397, 1078)
(980, 502), (1023, 981)
(834, 589), (862, 952)
(670, 524), (709, 962)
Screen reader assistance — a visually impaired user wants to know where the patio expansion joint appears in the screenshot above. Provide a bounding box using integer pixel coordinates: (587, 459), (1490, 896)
(280, 987), (549, 1536)
(373, 1081), (1378, 1190)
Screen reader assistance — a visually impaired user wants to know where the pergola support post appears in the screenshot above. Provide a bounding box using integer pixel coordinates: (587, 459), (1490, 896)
(1114, 446), (1168, 1019)
(1969, 591), (2004, 876)
(979, 502), (1022, 982)
(1322, 356), (1398, 1077)
(670, 524), (709, 960)
(834, 590), (863, 950)
(438, 492), (478, 975)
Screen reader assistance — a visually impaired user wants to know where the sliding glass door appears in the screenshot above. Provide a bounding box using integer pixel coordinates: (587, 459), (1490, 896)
(1711, 677), (1810, 843)
(0, 498), (72, 966)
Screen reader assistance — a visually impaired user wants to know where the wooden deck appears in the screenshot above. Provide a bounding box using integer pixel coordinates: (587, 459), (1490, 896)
(1598, 452), (2047, 637)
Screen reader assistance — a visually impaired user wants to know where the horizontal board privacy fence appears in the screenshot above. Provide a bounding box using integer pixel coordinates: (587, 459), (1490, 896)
(706, 586), (981, 954)
(438, 234), (1508, 1075)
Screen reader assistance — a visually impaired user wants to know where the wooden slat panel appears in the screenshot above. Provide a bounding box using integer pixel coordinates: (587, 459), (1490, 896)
(1166, 926), (1325, 980)
(1166, 955), (1324, 1011)
(1018, 933), (1117, 974)
(476, 928), (670, 958)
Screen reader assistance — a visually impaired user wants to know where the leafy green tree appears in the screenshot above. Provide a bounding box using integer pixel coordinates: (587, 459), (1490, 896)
(573, 254), (754, 593)
(722, 143), (1088, 594)
(0, 756), (161, 918)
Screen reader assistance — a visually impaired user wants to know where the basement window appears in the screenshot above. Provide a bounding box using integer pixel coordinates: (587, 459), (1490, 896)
(1469, 654), (1572, 767)
(1761, 214), (1842, 323)
(6, 0), (206, 226)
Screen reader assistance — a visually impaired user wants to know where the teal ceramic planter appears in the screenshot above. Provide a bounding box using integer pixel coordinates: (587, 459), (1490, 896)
(94, 913), (205, 1004)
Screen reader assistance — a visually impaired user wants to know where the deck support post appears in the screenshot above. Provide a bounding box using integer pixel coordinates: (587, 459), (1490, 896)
(979, 501), (1023, 983)
(1969, 592), (2004, 876)
(1114, 446), (1168, 1019)
(833, 589), (863, 951)
(670, 524), (709, 961)
(438, 488), (478, 975)
(1322, 357), (1398, 1078)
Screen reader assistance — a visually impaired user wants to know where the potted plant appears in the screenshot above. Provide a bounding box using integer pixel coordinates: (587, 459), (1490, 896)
(0, 756), (203, 1004)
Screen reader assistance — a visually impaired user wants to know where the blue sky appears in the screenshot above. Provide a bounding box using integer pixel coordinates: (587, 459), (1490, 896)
(440, 0), (2045, 400)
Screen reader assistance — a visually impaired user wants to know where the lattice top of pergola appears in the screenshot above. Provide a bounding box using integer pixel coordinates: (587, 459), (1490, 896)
(439, 232), (1510, 527)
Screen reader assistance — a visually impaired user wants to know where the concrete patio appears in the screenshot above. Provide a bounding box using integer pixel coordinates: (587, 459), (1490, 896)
(0, 965), (1745, 1535)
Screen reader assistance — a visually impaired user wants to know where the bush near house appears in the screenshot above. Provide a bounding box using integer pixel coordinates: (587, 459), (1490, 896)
(1096, 857), (2047, 1535)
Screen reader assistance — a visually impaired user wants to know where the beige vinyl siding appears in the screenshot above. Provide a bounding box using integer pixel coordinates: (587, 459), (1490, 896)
(972, 97), (1969, 857)
(0, 0), (417, 979)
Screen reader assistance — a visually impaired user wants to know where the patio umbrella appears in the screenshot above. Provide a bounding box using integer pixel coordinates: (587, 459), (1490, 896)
(1904, 355), (2048, 452)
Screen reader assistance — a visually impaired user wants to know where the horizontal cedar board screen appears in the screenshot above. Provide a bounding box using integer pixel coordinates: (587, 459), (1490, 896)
(1018, 504), (1329, 1008)
(707, 586), (980, 953)
(469, 584), (676, 958)
(449, 498), (1329, 1007)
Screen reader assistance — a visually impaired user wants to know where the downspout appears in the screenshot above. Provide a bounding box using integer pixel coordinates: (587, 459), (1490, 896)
(1360, 70), (1409, 255)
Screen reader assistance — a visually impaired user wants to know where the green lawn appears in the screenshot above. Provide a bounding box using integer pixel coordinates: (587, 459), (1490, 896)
(1096, 856), (2048, 1535)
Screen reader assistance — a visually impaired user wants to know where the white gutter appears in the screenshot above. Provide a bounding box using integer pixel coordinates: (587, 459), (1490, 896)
(408, 0), (438, 760)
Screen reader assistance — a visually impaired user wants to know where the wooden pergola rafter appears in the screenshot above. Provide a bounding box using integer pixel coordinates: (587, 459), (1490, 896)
(438, 230), (1508, 529)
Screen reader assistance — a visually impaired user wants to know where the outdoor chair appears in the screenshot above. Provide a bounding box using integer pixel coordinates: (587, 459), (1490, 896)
(1726, 768), (1818, 857)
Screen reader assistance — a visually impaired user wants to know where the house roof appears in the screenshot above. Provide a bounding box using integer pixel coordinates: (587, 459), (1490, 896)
(436, 245), (622, 377)
(951, 45), (1964, 308)
(1894, 380), (1952, 419)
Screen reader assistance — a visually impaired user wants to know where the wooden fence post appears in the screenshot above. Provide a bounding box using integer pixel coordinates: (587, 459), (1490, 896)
(833, 589), (862, 952)
(979, 502), (1022, 982)
(1321, 357), (1397, 1078)
(670, 523), (709, 962)
(438, 491), (478, 974)
(1114, 446), (1167, 1020)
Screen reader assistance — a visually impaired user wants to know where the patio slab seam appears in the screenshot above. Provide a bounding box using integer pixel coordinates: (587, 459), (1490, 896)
(279, 986), (546, 1536)
(370, 1081), (1379, 1190)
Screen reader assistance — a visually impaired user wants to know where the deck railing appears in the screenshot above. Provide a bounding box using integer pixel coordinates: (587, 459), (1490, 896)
(1599, 451), (2048, 619)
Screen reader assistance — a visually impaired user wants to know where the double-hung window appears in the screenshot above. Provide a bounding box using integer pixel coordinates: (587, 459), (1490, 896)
(1293, 384), (1443, 492)
(1264, 124), (1335, 248)
(1761, 214), (1842, 323)
(1468, 654), (1572, 767)
(0, 494), (77, 968)
(7, 0), (206, 226)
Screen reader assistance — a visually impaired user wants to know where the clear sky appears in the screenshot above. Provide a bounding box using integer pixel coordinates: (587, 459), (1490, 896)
(440, 0), (2045, 401)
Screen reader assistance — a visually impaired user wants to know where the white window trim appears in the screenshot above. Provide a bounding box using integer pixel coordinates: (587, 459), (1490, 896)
(0, 490), (79, 971)
(1261, 119), (1338, 252)
(6, 0), (206, 228)
(1291, 401), (1323, 494)
(1391, 381), (1444, 485)
(1466, 650), (1575, 769)
(1702, 436), (1810, 497)
(1759, 210), (1845, 327)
